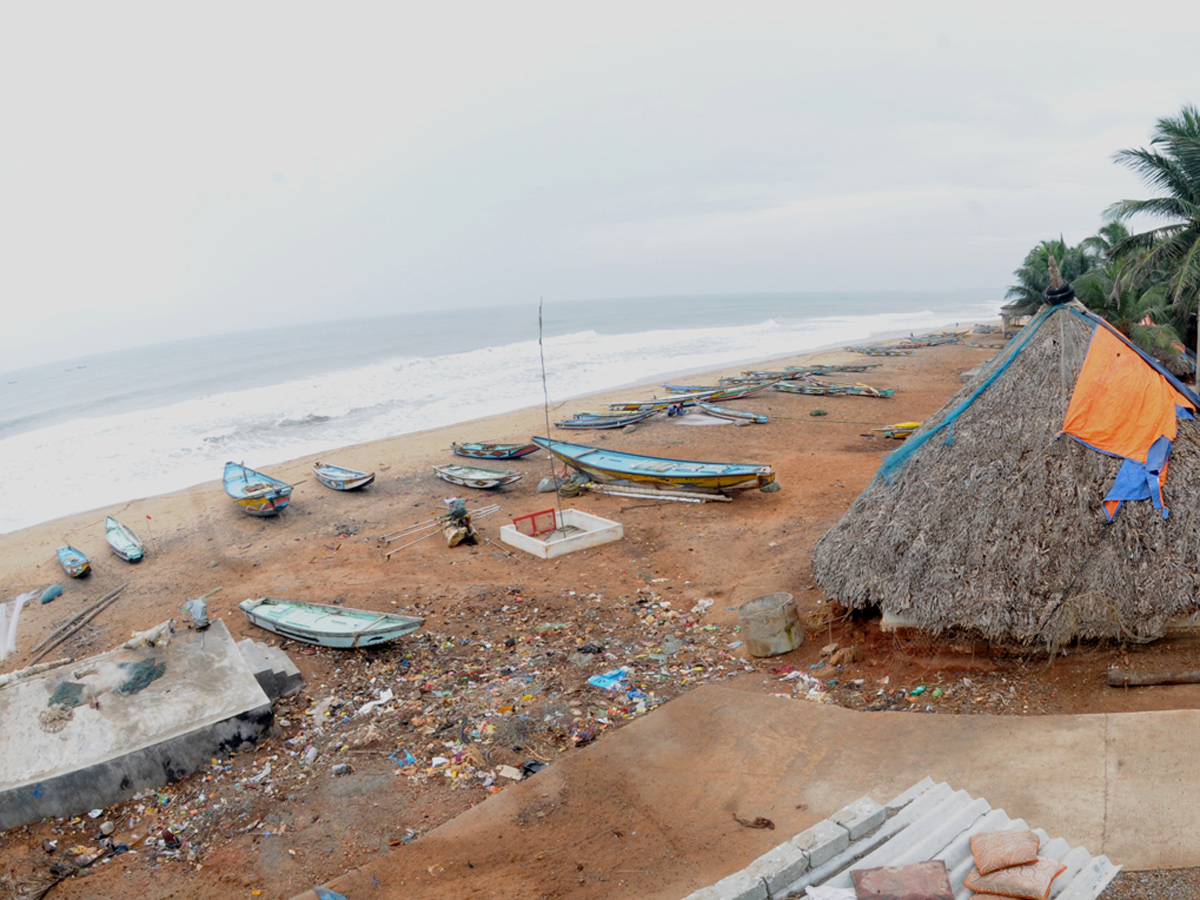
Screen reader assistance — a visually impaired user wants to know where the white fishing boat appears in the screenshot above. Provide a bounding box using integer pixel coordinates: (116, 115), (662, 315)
(238, 597), (424, 649)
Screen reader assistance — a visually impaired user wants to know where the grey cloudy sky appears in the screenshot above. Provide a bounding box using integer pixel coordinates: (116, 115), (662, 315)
(1, 1), (1196, 370)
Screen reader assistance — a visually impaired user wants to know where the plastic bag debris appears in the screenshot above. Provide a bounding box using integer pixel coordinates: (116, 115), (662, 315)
(520, 759), (548, 778)
(587, 668), (629, 691)
(0, 591), (36, 661)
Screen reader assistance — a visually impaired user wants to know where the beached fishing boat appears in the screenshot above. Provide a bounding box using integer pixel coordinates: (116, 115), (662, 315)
(223, 461), (293, 516)
(784, 364), (881, 374)
(607, 390), (717, 412)
(844, 345), (915, 357)
(432, 464), (523, 489)
(663, 382), (775, 402)
(451, 441), (540, 460)
(773, 380), (894, 398)
(104, 516), (144, 561)
(239, 597), (424, 649)
(56, 545), (90, 577)
(312, 461), (375, 491)
(697, 403), (768, 424)
(556, 409), (658, 430)
(872, 421), (921, 440)
(531, 436), (777, 493)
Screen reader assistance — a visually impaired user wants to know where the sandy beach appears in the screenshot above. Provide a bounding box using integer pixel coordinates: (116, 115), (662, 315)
(2, 334), (1195, 900)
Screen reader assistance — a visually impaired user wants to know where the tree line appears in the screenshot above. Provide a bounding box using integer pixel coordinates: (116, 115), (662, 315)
(1004, 104), (1200, 374)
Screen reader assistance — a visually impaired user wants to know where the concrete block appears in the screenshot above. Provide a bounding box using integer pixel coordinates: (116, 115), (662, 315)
(832, 796), (885, 839)
(0, 620), (273, 829)
(884, 775), (937, 813)
(270, 648), (304, 697)
(791, 819), (849, 869)
(709, 868), (767, 900)
(744, 840), (808, 893)
(237, 639), (280, 699)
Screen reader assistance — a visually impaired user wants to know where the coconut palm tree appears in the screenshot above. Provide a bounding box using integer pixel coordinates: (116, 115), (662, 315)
(1002, 237), (1096, 317)
(1074, 260), (1189, 374)
(1107, 104), (1200, 360)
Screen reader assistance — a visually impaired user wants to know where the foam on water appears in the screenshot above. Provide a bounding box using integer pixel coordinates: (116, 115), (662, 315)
(0, 292), (999, 533)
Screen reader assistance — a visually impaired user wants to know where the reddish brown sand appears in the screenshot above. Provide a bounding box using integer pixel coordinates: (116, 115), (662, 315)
(0, 338), (1194, 899)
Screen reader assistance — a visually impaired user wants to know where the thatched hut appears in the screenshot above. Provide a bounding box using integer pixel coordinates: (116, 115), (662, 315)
(813, 296), (1200, 647)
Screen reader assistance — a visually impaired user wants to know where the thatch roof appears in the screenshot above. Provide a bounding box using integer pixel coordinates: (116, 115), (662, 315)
(813, 301), (1200, 647)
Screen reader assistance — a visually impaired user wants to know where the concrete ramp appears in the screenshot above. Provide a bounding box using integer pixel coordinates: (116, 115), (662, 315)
(291, 685), (1200, 900)
(0, 619), (275, 829)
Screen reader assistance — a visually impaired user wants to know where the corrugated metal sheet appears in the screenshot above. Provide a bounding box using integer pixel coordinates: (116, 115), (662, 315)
(685, 778), (1120, 900)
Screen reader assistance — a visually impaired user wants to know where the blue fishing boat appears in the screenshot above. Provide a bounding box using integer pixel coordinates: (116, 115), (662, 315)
(104, 516), (145, 561)
(531, 437), (777, 493)
(223, 461), (293, 516)
(56, 545), (91, 577)
(451, 441), (540, 460)
(312, 461), (375, 491)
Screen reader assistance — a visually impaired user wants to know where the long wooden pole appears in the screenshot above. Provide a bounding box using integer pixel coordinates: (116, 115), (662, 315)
(1106, 669), (1200, 687)
(30, 583), (129, 664)
(30, 583), (129, 655)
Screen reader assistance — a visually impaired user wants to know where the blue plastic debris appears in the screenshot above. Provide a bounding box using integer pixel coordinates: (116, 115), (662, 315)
(587, 668), (629, 691)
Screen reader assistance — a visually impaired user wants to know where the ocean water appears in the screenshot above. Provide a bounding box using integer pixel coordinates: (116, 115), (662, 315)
(0, 290), (998, 534)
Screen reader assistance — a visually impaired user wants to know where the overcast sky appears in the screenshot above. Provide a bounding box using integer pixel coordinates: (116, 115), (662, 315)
(1, 2), (1196, 371)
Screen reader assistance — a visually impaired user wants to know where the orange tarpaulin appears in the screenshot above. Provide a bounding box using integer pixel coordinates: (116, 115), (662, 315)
(1061, 326), (1193, 463)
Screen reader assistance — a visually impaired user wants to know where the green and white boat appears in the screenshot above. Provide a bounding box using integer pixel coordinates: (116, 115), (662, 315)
(238, 597), (425, 649)
(105, 516), (145, 561)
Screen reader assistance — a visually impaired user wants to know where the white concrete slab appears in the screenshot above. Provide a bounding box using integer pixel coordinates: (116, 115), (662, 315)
(0, 619), (273, 828)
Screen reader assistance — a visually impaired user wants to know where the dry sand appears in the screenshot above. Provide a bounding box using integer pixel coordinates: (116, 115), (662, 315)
(1, 335), (1194, 900)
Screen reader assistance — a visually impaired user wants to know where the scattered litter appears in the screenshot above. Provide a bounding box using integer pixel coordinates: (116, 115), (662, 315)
(40, 584), (63, 605)
(587, 668), (629, 691)
(358, 688), (394, 715)
(520, 759), (548, 779)
(389, 749), (416, 767)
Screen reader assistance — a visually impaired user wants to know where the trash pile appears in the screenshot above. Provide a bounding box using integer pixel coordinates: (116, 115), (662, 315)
(10, 584), (752, 875)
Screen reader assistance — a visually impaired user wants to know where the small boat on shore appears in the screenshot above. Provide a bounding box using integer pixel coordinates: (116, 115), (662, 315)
(56, 545), (90, 577)
(531, 436), (777, 494)
(556, 409), (658, 430)
(872, 421), (921, 440)
(433, 464), (523, 489)
(312, 461), (375, 491)
(239, 597), (425, 649)
(773, 380), (894, 398)
(223, 461), (293, 516)
(607, 390), (717, 412)
(844, 345), (915, 357)
(104, 516), (144, 561)
(697, 403), (768, 424)
(664, 382), (776, 401)
(451, 441), (540, 460)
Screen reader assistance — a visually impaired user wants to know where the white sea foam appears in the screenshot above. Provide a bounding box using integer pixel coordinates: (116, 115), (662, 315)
(0, 294), (998, 533)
